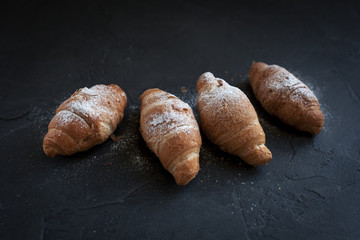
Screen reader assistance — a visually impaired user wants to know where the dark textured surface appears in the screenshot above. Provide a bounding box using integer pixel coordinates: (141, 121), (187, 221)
(1, 1), (360, 239)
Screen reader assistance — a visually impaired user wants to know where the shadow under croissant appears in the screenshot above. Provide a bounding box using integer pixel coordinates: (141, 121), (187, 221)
(136, 131), (261, 186)
(199, 134), (258, 170)
(51, 144), (104, 164)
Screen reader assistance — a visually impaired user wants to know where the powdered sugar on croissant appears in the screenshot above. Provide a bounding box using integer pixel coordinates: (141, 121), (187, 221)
(140, 89), (201, 185)
(197, 72), (272, 166)
(43, 84), (127, 157)
(249, 62), (324, 135)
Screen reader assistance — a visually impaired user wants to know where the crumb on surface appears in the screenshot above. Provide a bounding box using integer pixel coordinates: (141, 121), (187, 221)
(181, 86), (187, 93)
(110, 134), (122, 142)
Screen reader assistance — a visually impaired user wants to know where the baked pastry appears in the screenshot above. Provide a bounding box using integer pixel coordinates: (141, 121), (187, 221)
(43, 84), (127, 157)
(197, 72), (272, 166)
(139, 88), (201, 185)
(249, 62), (324, 135)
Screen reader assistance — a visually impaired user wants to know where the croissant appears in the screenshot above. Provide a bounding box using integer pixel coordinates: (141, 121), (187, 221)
(197, 72), (272, 166)
(249, 62), (324, 135)
(139, 88), (202, 185)
(43, 84), (127, 157)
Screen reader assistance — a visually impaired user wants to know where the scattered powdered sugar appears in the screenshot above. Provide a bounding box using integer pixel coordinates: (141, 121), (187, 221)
(177, 87), (197, 109)
(300, 77), (323, 102)
(292, 74), (334, 131)
(26, 103), (57, 143)
(107, 107), (155, 173)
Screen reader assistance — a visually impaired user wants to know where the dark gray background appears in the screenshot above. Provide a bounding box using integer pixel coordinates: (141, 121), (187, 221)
(1, 0), (359, 239)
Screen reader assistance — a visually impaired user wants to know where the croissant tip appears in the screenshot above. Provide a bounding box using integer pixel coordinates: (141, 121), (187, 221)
(198, 72), (214, 83)
(140, 88), (161, 102)
(197, 72), (216, 92)
(202, 71), (213, 76)
(43, 135), (62, 158)
(174, 169), (199, 186)
(251, 61), (267, 69)
(172, 154), (200, 186)
(309, 126), (323, 135)
(43, 144), (57, 158)
(297, 110), (324, 135)
(243, 144), (272, 166)
(312, 116), (324, 136)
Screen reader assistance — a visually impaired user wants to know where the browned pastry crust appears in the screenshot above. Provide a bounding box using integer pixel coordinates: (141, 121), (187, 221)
(197, 72), (272, 166)
(249, 62), (324, 135)
(43, 84), (127, 157)
(139, 88), (202, 185)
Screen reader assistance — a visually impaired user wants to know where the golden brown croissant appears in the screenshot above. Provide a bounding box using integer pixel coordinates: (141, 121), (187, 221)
(249, 62), (324, 135)
(139, 88), (202, 185)
(43, 84), (127, 157)
(197, 72), (272, 166)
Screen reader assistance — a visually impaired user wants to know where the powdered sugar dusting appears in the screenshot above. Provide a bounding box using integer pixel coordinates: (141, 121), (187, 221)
(290, 87), (316, 102)
(267, 71), (299, 90)
(141, 90), (200, 149)
(80, 87), (98, 96)
(144, 100), (196, 137)
(202, 72), (215, 80)
(55, 110), (88, 128)
(148, 110), (188, 127)
(198, 72), (248, 115)
(63, 85), (118, 122)
(266, 68), (317, 102)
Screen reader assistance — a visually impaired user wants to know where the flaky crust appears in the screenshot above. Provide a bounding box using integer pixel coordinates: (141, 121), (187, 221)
(43, 84), (127, 157)
(249, 62), (324, 135)
(196, 72), (272, 166)
(139, 88), (201, 185)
